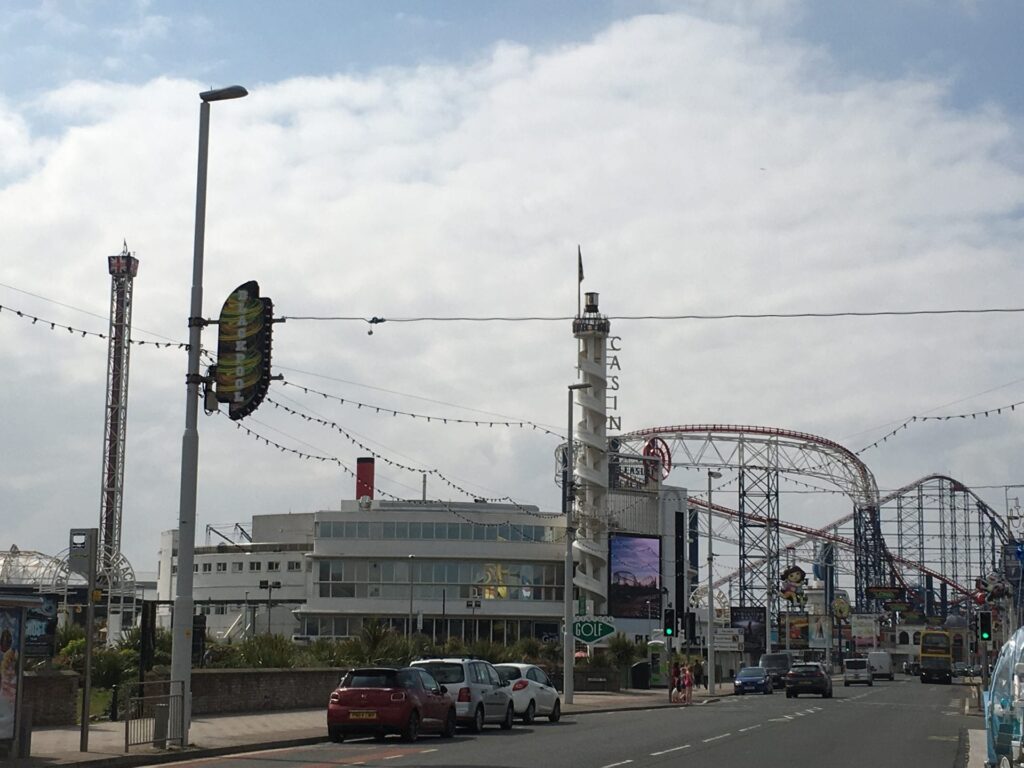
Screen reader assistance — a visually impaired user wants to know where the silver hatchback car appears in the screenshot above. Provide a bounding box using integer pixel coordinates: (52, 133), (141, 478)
(411, 658), (515, 732)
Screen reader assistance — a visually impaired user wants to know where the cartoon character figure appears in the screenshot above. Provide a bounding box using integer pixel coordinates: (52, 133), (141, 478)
(977, 572), (1013, 602)
(779, 565), (807, 606)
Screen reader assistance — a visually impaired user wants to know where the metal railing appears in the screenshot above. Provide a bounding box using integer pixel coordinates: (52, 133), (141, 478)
(123, 680), (184, 751)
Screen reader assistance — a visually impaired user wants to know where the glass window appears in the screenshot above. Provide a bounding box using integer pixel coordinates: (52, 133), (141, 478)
(421, 522), (434, 540)
(170, 565), (177, 574)
(318, 561), (330, 581)
(446, 564), (459, 584)
(418, 669), (440, 691)
(433, 563), (446, 583)
(193, 564), (199, 573)
(288, 561), (302, 571)
(357, 522), (369, 538)
(498, 523), (510, 541)
(447, 523), (460, 540)
(216, 562), (227, 572)
(267, 561), (280, 572)
(383, 522), (396, 539)
(201, 563), (211, 572)
(396, 522), (408, 539)
(381, 561), (394, 582)
(319, 583), (331, 597)
(331, 583), (355, 598)
(395, 561), (409, 582)
(461, 523), (473, 540)
(473, 525), (486, 541)
(330, 560), (344, 581)
(410, 522), (422, 539)
(511, 526), (523, 542)
(249, 562), (261, 572)
(369, 522), (382, 539)
(354, 561), (368, 581)
(344, 521), (357, 538)
(232, 562), (243, 572)
(434, 523), (447, 539)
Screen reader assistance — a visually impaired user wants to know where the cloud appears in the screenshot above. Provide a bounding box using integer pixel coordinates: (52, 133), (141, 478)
(0, 11), (1021, 572)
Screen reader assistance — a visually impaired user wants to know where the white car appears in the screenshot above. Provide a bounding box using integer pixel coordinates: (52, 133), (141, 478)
(411, 658), (515, 732)
(494, 663), (561, 723)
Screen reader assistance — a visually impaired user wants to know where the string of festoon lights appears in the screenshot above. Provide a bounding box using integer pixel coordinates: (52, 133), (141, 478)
(0, 303), (188, 348)
(855, 398), (1024, 456)
(279, 379), (564, 438)
(225, 411), (560, 538)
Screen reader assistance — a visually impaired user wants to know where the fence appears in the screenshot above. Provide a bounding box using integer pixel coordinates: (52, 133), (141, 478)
(123, 680), (184, 751)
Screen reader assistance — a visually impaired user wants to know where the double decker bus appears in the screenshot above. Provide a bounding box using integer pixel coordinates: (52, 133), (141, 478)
(920, 629), (953, 684)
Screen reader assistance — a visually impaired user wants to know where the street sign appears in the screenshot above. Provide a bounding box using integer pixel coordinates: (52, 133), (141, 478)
(573, 616), (615, 644)
(713, 629), (742, 651)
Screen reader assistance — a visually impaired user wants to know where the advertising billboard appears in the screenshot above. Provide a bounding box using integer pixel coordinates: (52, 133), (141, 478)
(730, 605), (767, 656)
(0, 607), (22, 740)
(608, 534), (662, 619)
(779, 613), (809, 649)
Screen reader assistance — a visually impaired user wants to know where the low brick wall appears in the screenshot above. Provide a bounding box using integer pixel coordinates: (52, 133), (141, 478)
(190, 668), (345, 715)
(23, 670), (79, 726)
(573, 668), (621, 692)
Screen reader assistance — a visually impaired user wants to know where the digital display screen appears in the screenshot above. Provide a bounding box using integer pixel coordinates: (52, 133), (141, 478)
(608, 534), (662, 619)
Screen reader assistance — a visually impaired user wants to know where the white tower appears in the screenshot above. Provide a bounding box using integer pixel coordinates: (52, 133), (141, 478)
(572, 292), (611, 614)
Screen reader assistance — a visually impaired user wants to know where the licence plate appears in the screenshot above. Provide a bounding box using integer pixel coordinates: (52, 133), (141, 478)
(349, 711), (377, 720)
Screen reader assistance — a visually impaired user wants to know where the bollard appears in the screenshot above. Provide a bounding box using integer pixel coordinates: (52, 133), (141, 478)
(152, 703), (169, 749)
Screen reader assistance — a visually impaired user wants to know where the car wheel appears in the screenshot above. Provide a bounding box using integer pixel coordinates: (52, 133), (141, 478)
(523, 700), (536, 724)
(824, 689), (832, 699)
(471, 705), (485, 733)
(441, 708), (456, 739)
(401, 710), (420, 743)
(548, 699), (561, 723)
(328, 726), (344, 743)
(500, 703), (514, 730)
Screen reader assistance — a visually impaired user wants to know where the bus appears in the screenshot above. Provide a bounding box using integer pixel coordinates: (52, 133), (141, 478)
(919, 629), (952, 684)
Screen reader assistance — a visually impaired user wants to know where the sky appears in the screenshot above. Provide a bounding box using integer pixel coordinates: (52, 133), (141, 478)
(1, 0), (1023, 579)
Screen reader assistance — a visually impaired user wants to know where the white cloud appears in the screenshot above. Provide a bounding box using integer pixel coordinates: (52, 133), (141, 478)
(0, 11), (1021, 572)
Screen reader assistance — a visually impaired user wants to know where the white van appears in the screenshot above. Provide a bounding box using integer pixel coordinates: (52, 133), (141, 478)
(843, 657), (873, 686)
(867, 650), (894, 681)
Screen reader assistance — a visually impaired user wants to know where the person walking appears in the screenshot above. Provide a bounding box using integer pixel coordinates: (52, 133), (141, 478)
(683, 664), (694, 705)
(693, 658), (705, 690)
(670, 661), (682, 703)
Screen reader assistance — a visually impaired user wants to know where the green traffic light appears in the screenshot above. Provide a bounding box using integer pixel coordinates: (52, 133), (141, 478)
(665, 628), (673, 635)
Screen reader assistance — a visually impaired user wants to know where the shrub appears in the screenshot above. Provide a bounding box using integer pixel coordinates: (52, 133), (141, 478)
(238, 634), (296, 668)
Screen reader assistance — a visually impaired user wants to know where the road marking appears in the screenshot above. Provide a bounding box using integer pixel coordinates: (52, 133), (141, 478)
(383, 756), (404, 760)
(419, 749), (438, 754)
(739, 724), (762, 732)
(928, 736), (958, 742)
(650, 745), (691, 755)
(599, 761), (634, 768)
(703, 733), (731, 743)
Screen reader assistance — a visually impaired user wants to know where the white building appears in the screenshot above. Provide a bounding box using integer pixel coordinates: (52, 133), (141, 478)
(157, 500), (568, 644)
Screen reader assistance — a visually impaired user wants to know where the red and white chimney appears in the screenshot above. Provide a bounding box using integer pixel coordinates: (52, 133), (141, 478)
(356, 457), (375, 499)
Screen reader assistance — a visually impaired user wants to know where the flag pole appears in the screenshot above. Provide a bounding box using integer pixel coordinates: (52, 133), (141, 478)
(577, 245), (583, 317)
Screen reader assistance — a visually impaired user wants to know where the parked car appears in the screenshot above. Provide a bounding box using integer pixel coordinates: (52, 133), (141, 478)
(494, 663), (562, 723)
(733, 666), (773, 695)
(786, 662), (833, 698)
(411, 658), (515, 732)
(327, 666), (456, 743)
(843, 657), (873, 686)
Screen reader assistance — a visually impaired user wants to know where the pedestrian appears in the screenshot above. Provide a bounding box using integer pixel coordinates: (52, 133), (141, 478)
(683, 664), (694, 705)
(670, 661), (682, 703)
(692, 658), (704, 690)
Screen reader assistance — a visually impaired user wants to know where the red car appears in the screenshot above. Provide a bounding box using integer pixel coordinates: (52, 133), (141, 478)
(328, 666), (457, 743)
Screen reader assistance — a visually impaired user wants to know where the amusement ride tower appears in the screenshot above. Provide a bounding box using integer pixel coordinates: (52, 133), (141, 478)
(571, 292), (611, 614)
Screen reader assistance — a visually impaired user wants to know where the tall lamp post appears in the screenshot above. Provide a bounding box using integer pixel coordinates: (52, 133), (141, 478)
(171, 85), (248, 744)
(706, 469), (722, 695)
(563, 382), (592, 706)
(408, 554), (415, 639)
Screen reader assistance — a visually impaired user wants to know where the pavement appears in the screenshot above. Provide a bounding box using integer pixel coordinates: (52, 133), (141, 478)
(14, 686), (725, 768)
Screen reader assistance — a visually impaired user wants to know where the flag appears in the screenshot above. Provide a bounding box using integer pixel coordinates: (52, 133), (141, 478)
(577, 245), (584, 283)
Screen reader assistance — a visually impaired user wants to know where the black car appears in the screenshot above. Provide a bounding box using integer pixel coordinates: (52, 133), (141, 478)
(785, 662), (833, 698)
(733, 666), (773, 695)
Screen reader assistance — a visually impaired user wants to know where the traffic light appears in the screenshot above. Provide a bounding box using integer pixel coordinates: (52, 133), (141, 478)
(663, 608), (676, 636)
(979, 611), (993, 642)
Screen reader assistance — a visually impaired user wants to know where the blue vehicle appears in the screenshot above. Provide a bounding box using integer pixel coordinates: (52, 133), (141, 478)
(734, 666), (773, 695)
(985, 626), (1024, 767)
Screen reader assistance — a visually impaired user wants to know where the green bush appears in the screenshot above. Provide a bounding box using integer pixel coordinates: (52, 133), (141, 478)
(238, 634), (296, 668)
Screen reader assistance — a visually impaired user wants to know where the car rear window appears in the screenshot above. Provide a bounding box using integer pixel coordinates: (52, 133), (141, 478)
(791, 665), (820, 675)
(342, 669), (399, 688)
(760, 654), (791, 669)
(496, 666), (522, 680)
(415, 662), (465, 684)
(845, 659), (867, 670)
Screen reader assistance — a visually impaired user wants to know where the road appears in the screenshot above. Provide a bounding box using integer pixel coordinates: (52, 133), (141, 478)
(163, 677), (976, 768)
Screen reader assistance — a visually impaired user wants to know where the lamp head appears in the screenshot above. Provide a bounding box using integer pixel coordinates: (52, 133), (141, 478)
(708, 470), (723, 479)
(200, 85), (249, 102)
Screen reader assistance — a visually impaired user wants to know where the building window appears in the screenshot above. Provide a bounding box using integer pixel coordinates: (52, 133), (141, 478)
(232, 562), (243, 573)
(267, 561), (280, 572)
(202, 563), (212, 573)
(249, 562), (261, 572)
(216, 562), (227, 572)
(171, 565), (178, 574)
(288, 561), (302, 572)
(214, 605), (226, 615)
(193, 564), (199, 573)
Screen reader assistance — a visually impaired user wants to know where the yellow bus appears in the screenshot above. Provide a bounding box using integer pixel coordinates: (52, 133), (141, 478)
(919, 629), (952, 684)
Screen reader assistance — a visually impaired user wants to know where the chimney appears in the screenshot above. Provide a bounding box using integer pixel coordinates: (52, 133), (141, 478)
(356, 457), (375, 499)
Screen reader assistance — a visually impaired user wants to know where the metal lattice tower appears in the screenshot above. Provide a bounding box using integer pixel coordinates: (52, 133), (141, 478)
(572, 291), (612, 614)
(737, 459), (780, 623)
(99, 244), (139, 576)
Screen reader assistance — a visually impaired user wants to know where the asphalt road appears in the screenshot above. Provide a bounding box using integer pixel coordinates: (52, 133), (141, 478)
(161, 677), (976, 768)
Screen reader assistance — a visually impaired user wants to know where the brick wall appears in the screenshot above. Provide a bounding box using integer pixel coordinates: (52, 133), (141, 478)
(190, 668), (345, 715)
(23, 670), (79, 726)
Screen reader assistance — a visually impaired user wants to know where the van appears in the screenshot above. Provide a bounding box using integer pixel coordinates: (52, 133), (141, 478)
(867, 650), (894, 681)
(843, 657), (873, 686)
(759, 652), (794, 688)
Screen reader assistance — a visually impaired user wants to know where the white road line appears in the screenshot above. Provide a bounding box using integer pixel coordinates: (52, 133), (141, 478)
(599, 761), (634, 768)
(739, 724), (762, 732)
(419, 749), (438, 753)
(650, 745), (691, 756)
(383, 756), (404, 761)
(802, 709), (817, 714)
(703, 733), (731, 743)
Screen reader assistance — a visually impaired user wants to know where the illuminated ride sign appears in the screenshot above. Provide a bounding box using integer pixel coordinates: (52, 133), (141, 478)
(215, 281), (274, 420)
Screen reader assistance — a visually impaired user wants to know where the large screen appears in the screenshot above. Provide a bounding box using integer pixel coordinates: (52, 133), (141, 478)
(730, 605), (767, 655)
(608, 534), (662, 618)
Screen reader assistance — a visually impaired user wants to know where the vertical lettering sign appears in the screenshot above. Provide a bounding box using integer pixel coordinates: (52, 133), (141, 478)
(216, 281), (274, 420)
(606, 335), (623, 432)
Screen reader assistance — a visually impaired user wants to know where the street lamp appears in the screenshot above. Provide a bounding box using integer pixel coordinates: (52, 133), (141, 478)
(563, 381), (592, 706)
(170, 84), (248, 744)
(408, 554), (415, 640)
(706, 469), (722, 695)
(259, 580), (280, 635)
